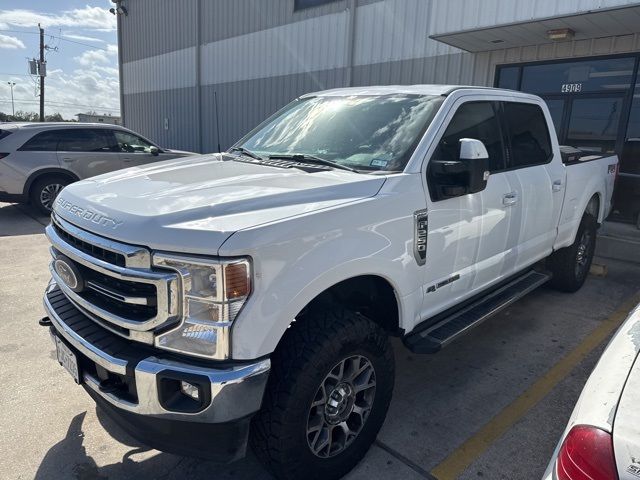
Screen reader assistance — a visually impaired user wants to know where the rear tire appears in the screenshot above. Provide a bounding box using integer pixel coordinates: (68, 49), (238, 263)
(547, 213), (597, 293)
(251, 305), (394, 480)
(29, 175), (70, 214)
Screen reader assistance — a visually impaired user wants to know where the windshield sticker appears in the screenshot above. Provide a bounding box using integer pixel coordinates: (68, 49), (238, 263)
(370, 159), (389, 168)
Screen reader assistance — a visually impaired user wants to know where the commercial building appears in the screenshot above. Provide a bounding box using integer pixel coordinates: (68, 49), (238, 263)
(114, 0), (640, 223)
(76, 112), (122, 125)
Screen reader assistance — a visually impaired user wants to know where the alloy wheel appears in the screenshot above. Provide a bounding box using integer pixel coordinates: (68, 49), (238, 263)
(306, 355), (376, 458)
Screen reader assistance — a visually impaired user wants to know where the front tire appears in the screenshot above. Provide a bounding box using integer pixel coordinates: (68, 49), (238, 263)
(547, 213), (597, 292)
(30, 175), (70, 214)
(251, 306), (394, 480)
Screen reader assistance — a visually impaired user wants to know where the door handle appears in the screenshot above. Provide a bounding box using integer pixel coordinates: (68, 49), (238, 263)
(122, 157), (133, 163)
(61, 157), (74, 163)
(552, 180), (563, 192)
(502, 192), (518, 206)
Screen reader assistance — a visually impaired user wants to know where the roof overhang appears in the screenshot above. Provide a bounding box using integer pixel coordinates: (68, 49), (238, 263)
(430, 5), (640, 53)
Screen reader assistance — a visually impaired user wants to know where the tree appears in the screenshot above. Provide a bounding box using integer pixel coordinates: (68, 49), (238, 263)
(0, 111), (71, 122)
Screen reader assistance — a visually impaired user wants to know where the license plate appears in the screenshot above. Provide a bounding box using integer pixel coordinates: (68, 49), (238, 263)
(55, 336), (80, 384)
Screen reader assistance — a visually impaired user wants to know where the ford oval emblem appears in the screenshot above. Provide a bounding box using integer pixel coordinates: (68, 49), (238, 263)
(54, 257), (83, 292)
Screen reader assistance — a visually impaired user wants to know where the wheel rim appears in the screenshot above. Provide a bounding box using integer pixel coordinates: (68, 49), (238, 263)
(306, 355), (376, 458)
(575, 229), (592, 279)
(39, 183), (64, 211)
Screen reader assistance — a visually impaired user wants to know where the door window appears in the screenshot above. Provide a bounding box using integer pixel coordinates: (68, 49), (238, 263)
(114, 131), (154, 153)
(566, 97), (623, 154)
(432, 101), (505, 171)
(57, 129), (115, 152)
(502, 102), (553, 168)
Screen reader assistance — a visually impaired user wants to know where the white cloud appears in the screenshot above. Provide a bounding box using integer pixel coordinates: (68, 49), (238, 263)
(62, 33), (106, 43)
(0, 34), (25, 49)
(74, 43), (118, 66)
(0, 6), (117, 31)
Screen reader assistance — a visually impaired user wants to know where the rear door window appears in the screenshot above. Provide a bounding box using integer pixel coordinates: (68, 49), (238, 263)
(57, 129), (115, 152)
(502, 102), (553, 168)
(18, 130), (62, 151)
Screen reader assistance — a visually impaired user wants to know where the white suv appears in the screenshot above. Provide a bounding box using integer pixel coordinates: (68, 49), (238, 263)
(0, 123), (195, 213)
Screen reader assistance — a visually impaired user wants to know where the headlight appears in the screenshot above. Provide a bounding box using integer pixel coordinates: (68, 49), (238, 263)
(152, 253), (251, 359)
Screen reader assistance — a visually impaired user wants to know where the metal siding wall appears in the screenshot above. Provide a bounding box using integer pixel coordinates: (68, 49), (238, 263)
(200, 11), (349, 85)
(430, 0), (639, 36)
(120, 0), (640, 152)
(122, 47), (197, 94)
(120, 0), (198, 63)
(124, 87), (199, 153)
(201, 68), (348, 152)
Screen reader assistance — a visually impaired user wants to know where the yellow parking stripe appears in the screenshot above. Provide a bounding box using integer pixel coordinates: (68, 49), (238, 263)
(430, 290), (640, 480)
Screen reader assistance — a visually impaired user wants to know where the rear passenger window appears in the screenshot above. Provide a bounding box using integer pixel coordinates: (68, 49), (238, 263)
(503, 102), (552, 168)
(57, 129), (114, 152)
(19, 130), (61, 151)
(433, 101), (506, 172)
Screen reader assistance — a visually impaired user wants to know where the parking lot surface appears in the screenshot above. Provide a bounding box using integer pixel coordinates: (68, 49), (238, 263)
(1, 201), (639, 480)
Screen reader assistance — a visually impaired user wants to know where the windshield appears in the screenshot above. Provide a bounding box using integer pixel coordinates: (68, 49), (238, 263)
(235, 94), (444, 172)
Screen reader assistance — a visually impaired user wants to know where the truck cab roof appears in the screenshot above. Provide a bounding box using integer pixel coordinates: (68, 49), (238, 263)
(304, 84), (541, 101)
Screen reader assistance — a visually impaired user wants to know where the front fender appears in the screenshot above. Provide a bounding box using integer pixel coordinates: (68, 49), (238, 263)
(221, 177), (426, 360)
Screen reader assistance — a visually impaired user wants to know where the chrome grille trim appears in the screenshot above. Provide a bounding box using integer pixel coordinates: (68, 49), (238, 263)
(46, 217), (180, 335)
(52, 214), (150, 268)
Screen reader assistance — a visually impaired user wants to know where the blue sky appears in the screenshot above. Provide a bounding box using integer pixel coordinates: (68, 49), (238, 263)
(0, 1), (119, 119)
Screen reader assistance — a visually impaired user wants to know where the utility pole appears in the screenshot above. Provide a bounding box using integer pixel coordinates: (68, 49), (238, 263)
(39, 24), (45, 122)
(7, 81), (16, 117)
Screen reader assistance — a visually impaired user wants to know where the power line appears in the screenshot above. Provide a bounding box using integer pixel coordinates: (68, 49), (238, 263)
(0, 29), (113, 51)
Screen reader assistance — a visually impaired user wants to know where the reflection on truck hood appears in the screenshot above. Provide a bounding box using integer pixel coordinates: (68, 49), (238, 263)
(53, 154), (386, 255)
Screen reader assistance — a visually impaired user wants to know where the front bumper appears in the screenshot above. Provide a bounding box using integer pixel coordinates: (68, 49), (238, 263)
(43, 281), (270, 462)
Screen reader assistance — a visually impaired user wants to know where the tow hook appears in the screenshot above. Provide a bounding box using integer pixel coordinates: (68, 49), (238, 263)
(39, 316), (52, 327)
(99, 378), (123, 394)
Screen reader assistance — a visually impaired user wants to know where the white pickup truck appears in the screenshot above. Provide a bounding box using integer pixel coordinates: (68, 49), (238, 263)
(41, 86), (617, 480)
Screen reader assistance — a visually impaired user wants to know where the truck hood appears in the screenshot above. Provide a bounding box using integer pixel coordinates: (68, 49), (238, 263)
(53, 154), (386, 254)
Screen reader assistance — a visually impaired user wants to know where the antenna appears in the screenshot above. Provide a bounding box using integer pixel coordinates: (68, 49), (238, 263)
(214, 91), (221, 153)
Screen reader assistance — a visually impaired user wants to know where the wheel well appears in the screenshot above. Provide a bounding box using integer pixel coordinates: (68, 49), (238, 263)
(24, 169), (79, 196)
(298, 275), (400, 335)
(586, 193), (601, 222)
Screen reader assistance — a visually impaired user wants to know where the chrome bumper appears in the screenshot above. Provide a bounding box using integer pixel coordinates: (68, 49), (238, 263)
(44, 281), (270, 424)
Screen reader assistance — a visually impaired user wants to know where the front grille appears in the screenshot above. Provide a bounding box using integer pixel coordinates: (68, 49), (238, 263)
(53, 221), (126, 267)
(46, 215), (179, 343)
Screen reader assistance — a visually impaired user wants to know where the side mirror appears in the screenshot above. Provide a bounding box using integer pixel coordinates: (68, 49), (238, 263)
(428, 138), (490, 200)
(459, 138), (490, 194)
(149, 146), (160, 156)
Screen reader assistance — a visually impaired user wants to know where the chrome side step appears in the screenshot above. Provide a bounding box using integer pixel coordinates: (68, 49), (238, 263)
(403, 270), (552, 354)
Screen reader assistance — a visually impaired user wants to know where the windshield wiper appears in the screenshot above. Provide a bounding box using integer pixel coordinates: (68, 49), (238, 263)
(268, 154), (358, 173)
(229, 146), (264, 160)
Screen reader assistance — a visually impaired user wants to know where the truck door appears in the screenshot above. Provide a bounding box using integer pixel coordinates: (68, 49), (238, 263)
(499, 101), (564, 271)
(421, 100), (517, 321)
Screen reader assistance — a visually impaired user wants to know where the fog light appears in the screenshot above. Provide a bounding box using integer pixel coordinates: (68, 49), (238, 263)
(180, 380), (200, 401)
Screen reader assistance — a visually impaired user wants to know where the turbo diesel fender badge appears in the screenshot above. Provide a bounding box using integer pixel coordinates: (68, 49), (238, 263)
(413, 209), (428, 266)
(55, 197), (123, 229)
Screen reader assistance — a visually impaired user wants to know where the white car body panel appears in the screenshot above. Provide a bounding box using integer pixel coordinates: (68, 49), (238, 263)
(49, 86), (617, 360)
(542, 304), (640, 480)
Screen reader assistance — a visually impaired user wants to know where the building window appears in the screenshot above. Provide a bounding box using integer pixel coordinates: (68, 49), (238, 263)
(520, 57), (635, 95)
(294, 0), (340, 10)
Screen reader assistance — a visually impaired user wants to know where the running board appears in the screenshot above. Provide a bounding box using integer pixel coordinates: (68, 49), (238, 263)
(403, 270), (552, 354)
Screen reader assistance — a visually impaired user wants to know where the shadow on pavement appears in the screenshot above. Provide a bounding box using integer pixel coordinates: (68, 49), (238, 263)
(35, 409), (273, 480)
(0, 203), (48, 237)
